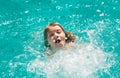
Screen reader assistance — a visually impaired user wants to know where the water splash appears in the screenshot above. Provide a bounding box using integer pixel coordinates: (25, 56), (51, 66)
(26, 44), (115, 78)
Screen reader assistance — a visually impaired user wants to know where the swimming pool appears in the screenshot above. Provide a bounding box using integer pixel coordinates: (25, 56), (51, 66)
(0, 0), (120, 78)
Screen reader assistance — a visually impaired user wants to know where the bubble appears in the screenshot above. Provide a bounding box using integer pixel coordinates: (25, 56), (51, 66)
(99, 13), (104, 17)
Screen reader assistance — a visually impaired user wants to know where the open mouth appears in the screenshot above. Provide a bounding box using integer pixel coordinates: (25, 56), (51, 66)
(54, 39), (61, 44)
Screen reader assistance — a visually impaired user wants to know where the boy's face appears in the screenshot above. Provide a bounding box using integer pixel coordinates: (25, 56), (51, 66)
(47, 25), (66, 49)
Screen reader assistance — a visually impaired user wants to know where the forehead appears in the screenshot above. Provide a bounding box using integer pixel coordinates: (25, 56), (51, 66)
(47, 25), (63, 32)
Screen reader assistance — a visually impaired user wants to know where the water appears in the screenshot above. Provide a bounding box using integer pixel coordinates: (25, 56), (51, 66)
(0, 0), (120, 78)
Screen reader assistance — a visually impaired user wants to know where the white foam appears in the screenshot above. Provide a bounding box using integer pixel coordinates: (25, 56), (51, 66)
(27, 44), (114, 78)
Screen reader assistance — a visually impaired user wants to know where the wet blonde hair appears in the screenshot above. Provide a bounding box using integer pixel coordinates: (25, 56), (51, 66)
(44, 22), (76, 48)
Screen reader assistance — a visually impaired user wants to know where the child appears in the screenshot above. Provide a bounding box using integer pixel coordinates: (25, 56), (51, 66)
(44, 22), (76, 55)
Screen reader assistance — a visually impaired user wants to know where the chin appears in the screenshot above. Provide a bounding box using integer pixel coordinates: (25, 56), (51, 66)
(55, 43), (64, 48)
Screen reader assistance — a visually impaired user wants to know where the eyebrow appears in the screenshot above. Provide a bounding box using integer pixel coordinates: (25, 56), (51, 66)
(57, 29), (61, 31)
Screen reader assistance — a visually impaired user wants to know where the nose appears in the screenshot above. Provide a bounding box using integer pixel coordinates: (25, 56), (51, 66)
(54, 33), (59, 39)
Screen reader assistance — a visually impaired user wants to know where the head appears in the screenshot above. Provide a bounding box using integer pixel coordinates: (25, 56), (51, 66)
(44, 22), (76, 50)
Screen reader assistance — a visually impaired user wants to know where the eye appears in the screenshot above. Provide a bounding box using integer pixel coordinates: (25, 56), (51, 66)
(57, 31), (61, 34)
(57, 30), (61, 34)
(49, 33), (54, 37)
(50, 33), (54, 37)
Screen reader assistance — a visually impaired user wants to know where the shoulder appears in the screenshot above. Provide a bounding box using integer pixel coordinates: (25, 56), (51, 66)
(65, 42), (78, 49)
(66, 42), (88, 49)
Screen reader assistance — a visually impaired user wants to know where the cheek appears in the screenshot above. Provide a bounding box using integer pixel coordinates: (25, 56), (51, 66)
(49, 37), (54, 41)
(48, 37), (54, 44)
(61, 33), (66, 39)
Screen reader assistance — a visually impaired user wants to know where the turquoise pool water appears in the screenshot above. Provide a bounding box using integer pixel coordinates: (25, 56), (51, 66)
(0, 0), (120, 78)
